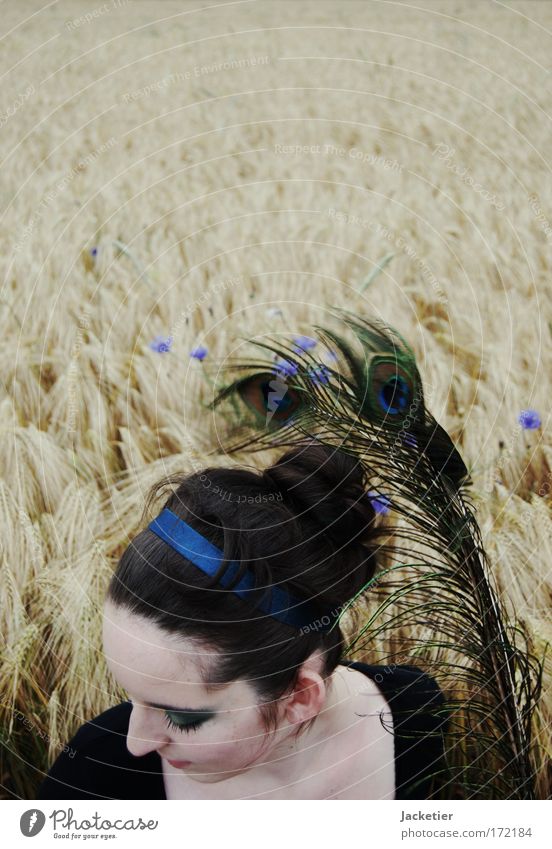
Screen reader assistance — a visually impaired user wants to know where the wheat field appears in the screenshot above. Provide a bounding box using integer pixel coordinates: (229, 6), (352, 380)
(0, 0), (551, 800)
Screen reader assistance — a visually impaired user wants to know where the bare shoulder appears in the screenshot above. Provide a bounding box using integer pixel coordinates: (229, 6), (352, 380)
(324, 668), (396, 800)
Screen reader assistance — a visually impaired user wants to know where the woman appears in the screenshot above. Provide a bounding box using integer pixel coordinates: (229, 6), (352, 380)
(37, 442), (449, 800)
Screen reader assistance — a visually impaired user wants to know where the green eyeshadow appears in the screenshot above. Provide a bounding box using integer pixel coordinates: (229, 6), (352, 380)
(164, 709), (216, 728)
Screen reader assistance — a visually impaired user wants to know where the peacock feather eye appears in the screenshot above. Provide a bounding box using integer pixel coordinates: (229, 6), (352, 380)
(368, 357), (416, 419)
(237, 371), (303, 425)
(378, 374), (410, 415)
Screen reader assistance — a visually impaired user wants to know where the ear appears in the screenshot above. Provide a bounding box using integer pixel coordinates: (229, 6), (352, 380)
(283, 661), (329, 726)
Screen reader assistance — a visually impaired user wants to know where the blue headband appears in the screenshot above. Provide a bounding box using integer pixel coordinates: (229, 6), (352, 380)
(147, 507), (335, 632)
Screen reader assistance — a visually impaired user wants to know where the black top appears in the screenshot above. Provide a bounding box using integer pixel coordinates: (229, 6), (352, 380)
(37, 661), (449, 800)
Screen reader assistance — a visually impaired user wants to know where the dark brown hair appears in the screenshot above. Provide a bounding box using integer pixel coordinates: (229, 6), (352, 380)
(106, 439), (379, 738)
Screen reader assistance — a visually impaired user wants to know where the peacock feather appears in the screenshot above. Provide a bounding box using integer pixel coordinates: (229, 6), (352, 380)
(205, 306), (547, 800)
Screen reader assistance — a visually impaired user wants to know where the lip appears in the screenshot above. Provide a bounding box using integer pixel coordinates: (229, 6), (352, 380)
(166, 758), (193, 768)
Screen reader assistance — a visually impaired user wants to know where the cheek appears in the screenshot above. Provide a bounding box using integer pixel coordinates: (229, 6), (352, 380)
(178, 711), (271, 765)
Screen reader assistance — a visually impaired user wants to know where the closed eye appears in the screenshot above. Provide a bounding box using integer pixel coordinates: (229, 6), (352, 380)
(126, 695), (216, 730)
(164, 714), (204, 734)
(163, 710), (215, 733)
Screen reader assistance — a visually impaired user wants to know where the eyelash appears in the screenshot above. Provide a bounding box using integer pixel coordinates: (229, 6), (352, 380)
(128, 699), (207, 734)
(163, 714), (204, 734)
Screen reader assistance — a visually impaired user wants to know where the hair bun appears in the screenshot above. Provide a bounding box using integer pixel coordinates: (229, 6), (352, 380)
(263, 441), (376, 548)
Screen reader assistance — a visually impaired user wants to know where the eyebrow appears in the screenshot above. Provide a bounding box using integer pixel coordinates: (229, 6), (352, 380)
(122, 677), (230, 712)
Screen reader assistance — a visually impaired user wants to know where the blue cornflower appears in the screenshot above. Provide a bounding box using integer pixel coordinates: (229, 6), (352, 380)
(292, 335), (317, 353)
(190, 345), (208, 361)
(518, 409), (541, 430)
(149, 335), (173, 353)
(308, 364), (330, 385)
(366, 491), (391, 515)
(90, 246), (98, 257)
(272, 358), (298, 378)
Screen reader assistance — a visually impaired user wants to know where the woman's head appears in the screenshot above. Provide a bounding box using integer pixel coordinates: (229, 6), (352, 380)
(103, 440), (379, 775)
(102, 602), (338, 780)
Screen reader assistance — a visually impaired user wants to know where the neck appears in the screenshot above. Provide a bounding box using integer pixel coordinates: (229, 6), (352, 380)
(259, 663), (352, 779)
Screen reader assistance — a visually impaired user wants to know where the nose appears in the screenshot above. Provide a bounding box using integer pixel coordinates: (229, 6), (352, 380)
(126, 703), (170, 758)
